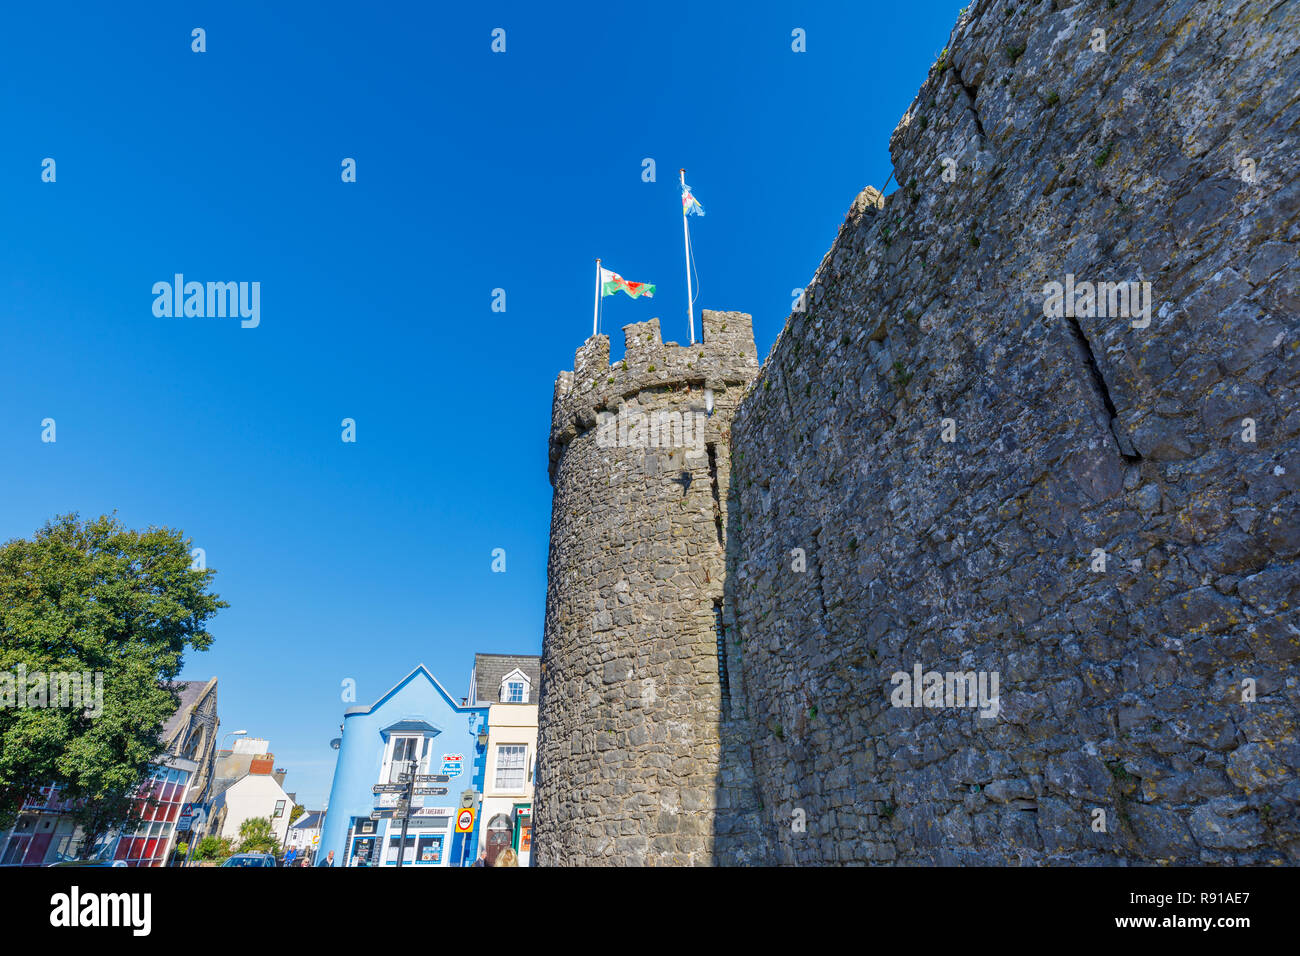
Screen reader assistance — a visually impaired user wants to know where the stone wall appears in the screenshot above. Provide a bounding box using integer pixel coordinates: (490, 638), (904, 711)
(534, 311), (769, 864)
(728, 0), (1299, 863)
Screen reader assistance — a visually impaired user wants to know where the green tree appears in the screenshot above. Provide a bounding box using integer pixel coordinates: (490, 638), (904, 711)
(237, 816), (280, 855)
(0, 513), (226, 853)
(289, 804), (305, 825)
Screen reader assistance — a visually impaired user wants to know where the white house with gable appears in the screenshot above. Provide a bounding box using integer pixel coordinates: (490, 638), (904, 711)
(209, 760), (297, 847)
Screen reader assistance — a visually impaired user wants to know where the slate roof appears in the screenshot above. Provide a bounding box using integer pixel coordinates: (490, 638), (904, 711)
(291, 810), (325, 830)
(473, 654), (541, 703)
(161, 679), (213, 741)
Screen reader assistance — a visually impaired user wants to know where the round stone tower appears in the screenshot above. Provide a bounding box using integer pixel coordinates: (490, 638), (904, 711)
(534, 310), (767, 865)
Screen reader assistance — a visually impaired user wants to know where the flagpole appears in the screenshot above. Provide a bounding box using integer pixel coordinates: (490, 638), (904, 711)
(593, 258), (601, 338)
(680, 169), (695, 346)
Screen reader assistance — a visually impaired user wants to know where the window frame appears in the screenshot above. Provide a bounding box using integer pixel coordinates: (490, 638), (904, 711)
(383, 734), (426, 784)
(497, 668), (532, 703)
(494, 744), (528, 792)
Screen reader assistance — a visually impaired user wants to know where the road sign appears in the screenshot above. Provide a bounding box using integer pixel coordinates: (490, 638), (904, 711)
(397, 772), (412, 784)
(414, 786), (448, 796)
(455, 808), (475, 833)
(373, 783), (407, 794)
(177, 803), (208, 832)
(415, 775), (450, 783)
(371, 809), (408, 821)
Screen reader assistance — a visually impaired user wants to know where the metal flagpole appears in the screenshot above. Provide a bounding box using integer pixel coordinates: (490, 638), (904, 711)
(593, 258), (602, 338)
(680, 170), (695, 345)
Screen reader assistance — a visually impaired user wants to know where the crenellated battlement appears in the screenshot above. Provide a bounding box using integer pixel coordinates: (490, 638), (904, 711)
(549, 309), (759, 478)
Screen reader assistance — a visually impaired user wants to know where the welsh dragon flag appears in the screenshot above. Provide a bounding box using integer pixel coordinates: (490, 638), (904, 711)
(600, 267), (655, 299)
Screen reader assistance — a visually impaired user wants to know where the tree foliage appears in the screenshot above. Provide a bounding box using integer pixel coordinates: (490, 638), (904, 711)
(237, 816), (280, 855)
(0, 513), (225, 840)
(191, 835), (235, 861)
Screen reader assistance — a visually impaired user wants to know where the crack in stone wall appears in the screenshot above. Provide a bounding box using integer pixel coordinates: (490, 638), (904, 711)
(1062, 311), (1142, 462)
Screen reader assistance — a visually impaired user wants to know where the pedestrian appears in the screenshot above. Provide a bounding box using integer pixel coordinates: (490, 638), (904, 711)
(317, 850), (335, 868)
(472, 852), (487, 867)
(497, 848), (518, 867)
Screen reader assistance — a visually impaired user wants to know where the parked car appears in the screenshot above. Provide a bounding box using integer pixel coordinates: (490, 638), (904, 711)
(48, 859), (128, 867)
(220, 853), (278, 867)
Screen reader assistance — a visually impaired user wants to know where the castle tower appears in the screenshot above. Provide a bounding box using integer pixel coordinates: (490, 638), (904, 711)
(534, 310), (768, 865)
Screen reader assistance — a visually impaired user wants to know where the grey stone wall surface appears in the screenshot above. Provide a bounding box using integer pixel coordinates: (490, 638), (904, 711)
(727, 0), (1299, 863)
(535, 0), (1298, 865)
(535, 311), (770, 864)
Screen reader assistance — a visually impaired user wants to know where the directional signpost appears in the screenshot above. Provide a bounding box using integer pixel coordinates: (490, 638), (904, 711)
(371, 765), (428, 867)
(374, 768), (477, 867)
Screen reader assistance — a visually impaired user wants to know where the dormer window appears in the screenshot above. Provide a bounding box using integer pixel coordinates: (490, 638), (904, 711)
(499, 669), (531, 704)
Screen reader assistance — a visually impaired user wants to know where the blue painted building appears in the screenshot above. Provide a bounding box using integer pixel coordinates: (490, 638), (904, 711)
(319, 665), (489, 867)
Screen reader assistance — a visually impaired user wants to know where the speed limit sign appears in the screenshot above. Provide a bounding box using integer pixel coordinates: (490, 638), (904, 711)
(455, 808), (475, 833)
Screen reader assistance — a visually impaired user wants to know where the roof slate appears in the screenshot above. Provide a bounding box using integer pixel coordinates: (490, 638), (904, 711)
(161, 679), (214, 742)
(473, 653), (541, 703)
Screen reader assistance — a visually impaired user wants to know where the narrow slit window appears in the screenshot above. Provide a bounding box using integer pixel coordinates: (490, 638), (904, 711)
(714, 600), (731, 718)
(706, 443), (724, 547)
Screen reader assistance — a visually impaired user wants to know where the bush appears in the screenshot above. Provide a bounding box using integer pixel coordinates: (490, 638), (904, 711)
(191, 835), (235, 861)
(237, 817), (281, 855)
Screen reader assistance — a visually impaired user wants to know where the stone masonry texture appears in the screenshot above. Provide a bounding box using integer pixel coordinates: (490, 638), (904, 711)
(535, 311), (769, 865)
(537, 0), (1298, 864)
(729, 0), (1298, 864)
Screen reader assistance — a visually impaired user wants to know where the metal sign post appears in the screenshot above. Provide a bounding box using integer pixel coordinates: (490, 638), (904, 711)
(395, 767), (414, 869)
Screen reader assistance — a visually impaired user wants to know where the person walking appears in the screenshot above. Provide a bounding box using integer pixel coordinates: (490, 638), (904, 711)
(497, 848), (518, 867)
(317, 850), (335, 868)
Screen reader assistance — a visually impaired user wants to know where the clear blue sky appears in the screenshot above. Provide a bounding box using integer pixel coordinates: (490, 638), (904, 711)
(1, 0), (963, 806)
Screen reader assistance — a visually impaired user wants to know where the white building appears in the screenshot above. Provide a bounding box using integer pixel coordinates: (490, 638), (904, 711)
(469, 654), (540, 865)
(284, 809), (324, 860)
(209, 760), (297, 847)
